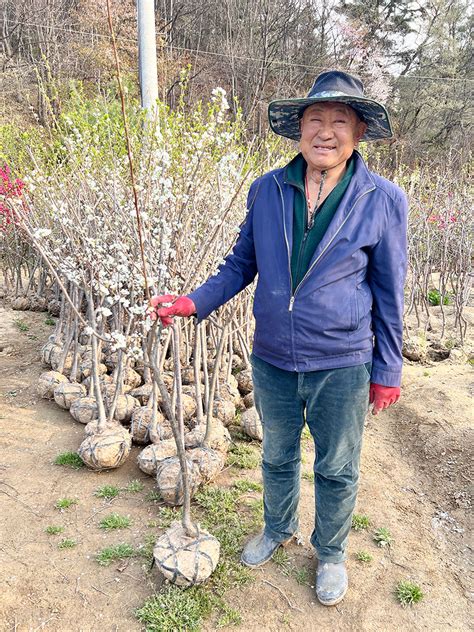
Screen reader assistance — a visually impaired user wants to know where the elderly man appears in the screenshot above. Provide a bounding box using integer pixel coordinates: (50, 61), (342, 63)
(151, 70), (408, 606)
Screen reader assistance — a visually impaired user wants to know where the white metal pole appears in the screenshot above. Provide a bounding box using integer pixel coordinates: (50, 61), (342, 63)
(137, 0), (158, 116)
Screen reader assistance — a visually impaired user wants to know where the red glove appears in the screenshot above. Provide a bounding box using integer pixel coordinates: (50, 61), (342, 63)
(369, 383), (400, 416)
(148, 294), (196, 327)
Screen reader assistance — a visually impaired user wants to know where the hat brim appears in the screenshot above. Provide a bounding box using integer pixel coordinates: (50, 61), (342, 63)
(268, 95), (393, 142)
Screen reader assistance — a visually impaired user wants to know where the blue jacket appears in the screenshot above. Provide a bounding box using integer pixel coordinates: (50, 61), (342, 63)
(188, 151), (408, 387)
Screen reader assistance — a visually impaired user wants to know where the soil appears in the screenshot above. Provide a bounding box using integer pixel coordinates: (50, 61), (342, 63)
(0, 304), (472, 632)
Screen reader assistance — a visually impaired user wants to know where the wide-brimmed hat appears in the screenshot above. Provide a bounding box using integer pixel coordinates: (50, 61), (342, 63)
(268, 70), (392, 142)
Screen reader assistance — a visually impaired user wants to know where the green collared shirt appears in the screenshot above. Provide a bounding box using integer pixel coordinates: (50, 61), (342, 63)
(285, 153), (355, 292)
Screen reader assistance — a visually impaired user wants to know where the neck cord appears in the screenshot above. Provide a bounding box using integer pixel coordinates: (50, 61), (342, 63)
(305, 169), (327, 229)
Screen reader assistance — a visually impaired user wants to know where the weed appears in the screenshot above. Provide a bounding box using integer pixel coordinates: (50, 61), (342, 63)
(216, 602), (242, 627)
(54, 452), (84, 469)
(136, 533), (156, 563)
(301, 426), (312, 442)
(293, 566), (311, 586)
(136, 585), (213, 632)
(13, 318), (29, 332)
(396, 580), (424, 606)
(423, 371), (431, 377)
(54, 497), (77, 510)
(45, 316), (56, 326)
(99, 513), (131, 530)
(272, 548), (291, 575)
(96, 543), (135, 566)
(427, 289), (452, 306)
(145, 490), (161, 502)
(229, 429), (253, 443)
(352, 514), (370, 531)
(156, 506), (182, 529)
(232, 479), (263, 493)
(124, 479), (144, 493)
(94, 485), (120, 500)
(58, 538), (77, 549)
(374, 527), (393, 547)
(301, 471), (314, 482)
(45, 525), (64, 535)
(356, 551), (373, 563)
(227, 443), (260, 469)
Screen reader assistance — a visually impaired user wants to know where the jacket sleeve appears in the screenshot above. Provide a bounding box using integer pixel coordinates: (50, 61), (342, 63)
(367, 189), (408, 387)
(187, 182), (258, 322)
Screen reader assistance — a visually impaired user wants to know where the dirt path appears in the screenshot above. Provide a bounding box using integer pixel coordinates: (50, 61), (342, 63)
(0, 305), (472, 631)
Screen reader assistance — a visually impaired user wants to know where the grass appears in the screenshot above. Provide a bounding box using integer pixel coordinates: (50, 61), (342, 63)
(356, 551), (373, 563)
(136, 483), (264, 629)
(227, 443), (260, 469)
(395, 580), (424, 606)
(96, 543), (135, 566)
(301, 426), (312, 442)
(155, 506), (182, 529)
(232, 479), (263, 493)
(45, 525), (64, 535)
(124, 479), (145, 493)
(136, 586), (214, 632)
(99, 513), (132, 530)
(58, 538), (77, 549)
(351, 514), (370, 531)
(145, 490), (162, 502)
(13, 318), (29, 332)
(301, 470), (314, 482)
(45, 316), (56, 325)
(374, 527), (393, 547)
(272, 548), (311, 585)
(94, 484), (120, 500)
(54, 497), (78, 510)
(54, 452), (84, 469)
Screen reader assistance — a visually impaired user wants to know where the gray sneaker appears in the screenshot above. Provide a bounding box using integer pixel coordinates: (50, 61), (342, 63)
(241, 531), (291, 568)
(316, 561), (348, 606)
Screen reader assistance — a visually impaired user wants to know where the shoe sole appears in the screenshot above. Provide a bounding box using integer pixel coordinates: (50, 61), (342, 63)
(240, 537), (292, 569)
(316, 585), (348, 607)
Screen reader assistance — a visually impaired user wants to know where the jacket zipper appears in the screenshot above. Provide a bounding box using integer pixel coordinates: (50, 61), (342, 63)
(274, 174), (375, 312)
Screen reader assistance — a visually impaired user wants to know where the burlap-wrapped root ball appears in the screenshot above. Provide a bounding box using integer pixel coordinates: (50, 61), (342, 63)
(123, 366), (142, 389)
(131, 407), (166, 444)
(213, 398), (236, 427)
(184, 421), (231, 455)
(38, 371), (69, 399)
(137, 440), (177, 475)
(236, 369), (253, 395)
(11, 296), (31, 311)
(241, 407), (263, 441)
(50, 348), (74, 375)
(79, 359), (108, 379)
(243, 392), (254, 409)
(149, 418), (174, 442)
(70, 396), (99, 424)
(188, 447), (224, 483)
(153, 521), (220, 587)
(41, 339), (62, 366)
(218, 378), (242, 408)
(53, 381), (86, 410)
(78, 424), (131, 470)
(129, 383), (153, 405)
(110, 394), (139, 423)
(156, 456), (202, 506)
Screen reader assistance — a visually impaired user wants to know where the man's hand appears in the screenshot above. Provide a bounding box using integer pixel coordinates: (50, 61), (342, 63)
(148, 295), (196, 327)
(369, 383), (400, 416)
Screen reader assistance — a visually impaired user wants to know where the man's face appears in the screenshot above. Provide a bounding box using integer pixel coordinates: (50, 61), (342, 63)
(299, 102), (367, 172)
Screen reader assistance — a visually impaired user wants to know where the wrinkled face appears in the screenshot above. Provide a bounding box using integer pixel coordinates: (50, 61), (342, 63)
(299, 102), (367, 172)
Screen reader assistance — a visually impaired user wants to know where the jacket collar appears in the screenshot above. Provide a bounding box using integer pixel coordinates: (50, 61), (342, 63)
(273, 150), (376, 281)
